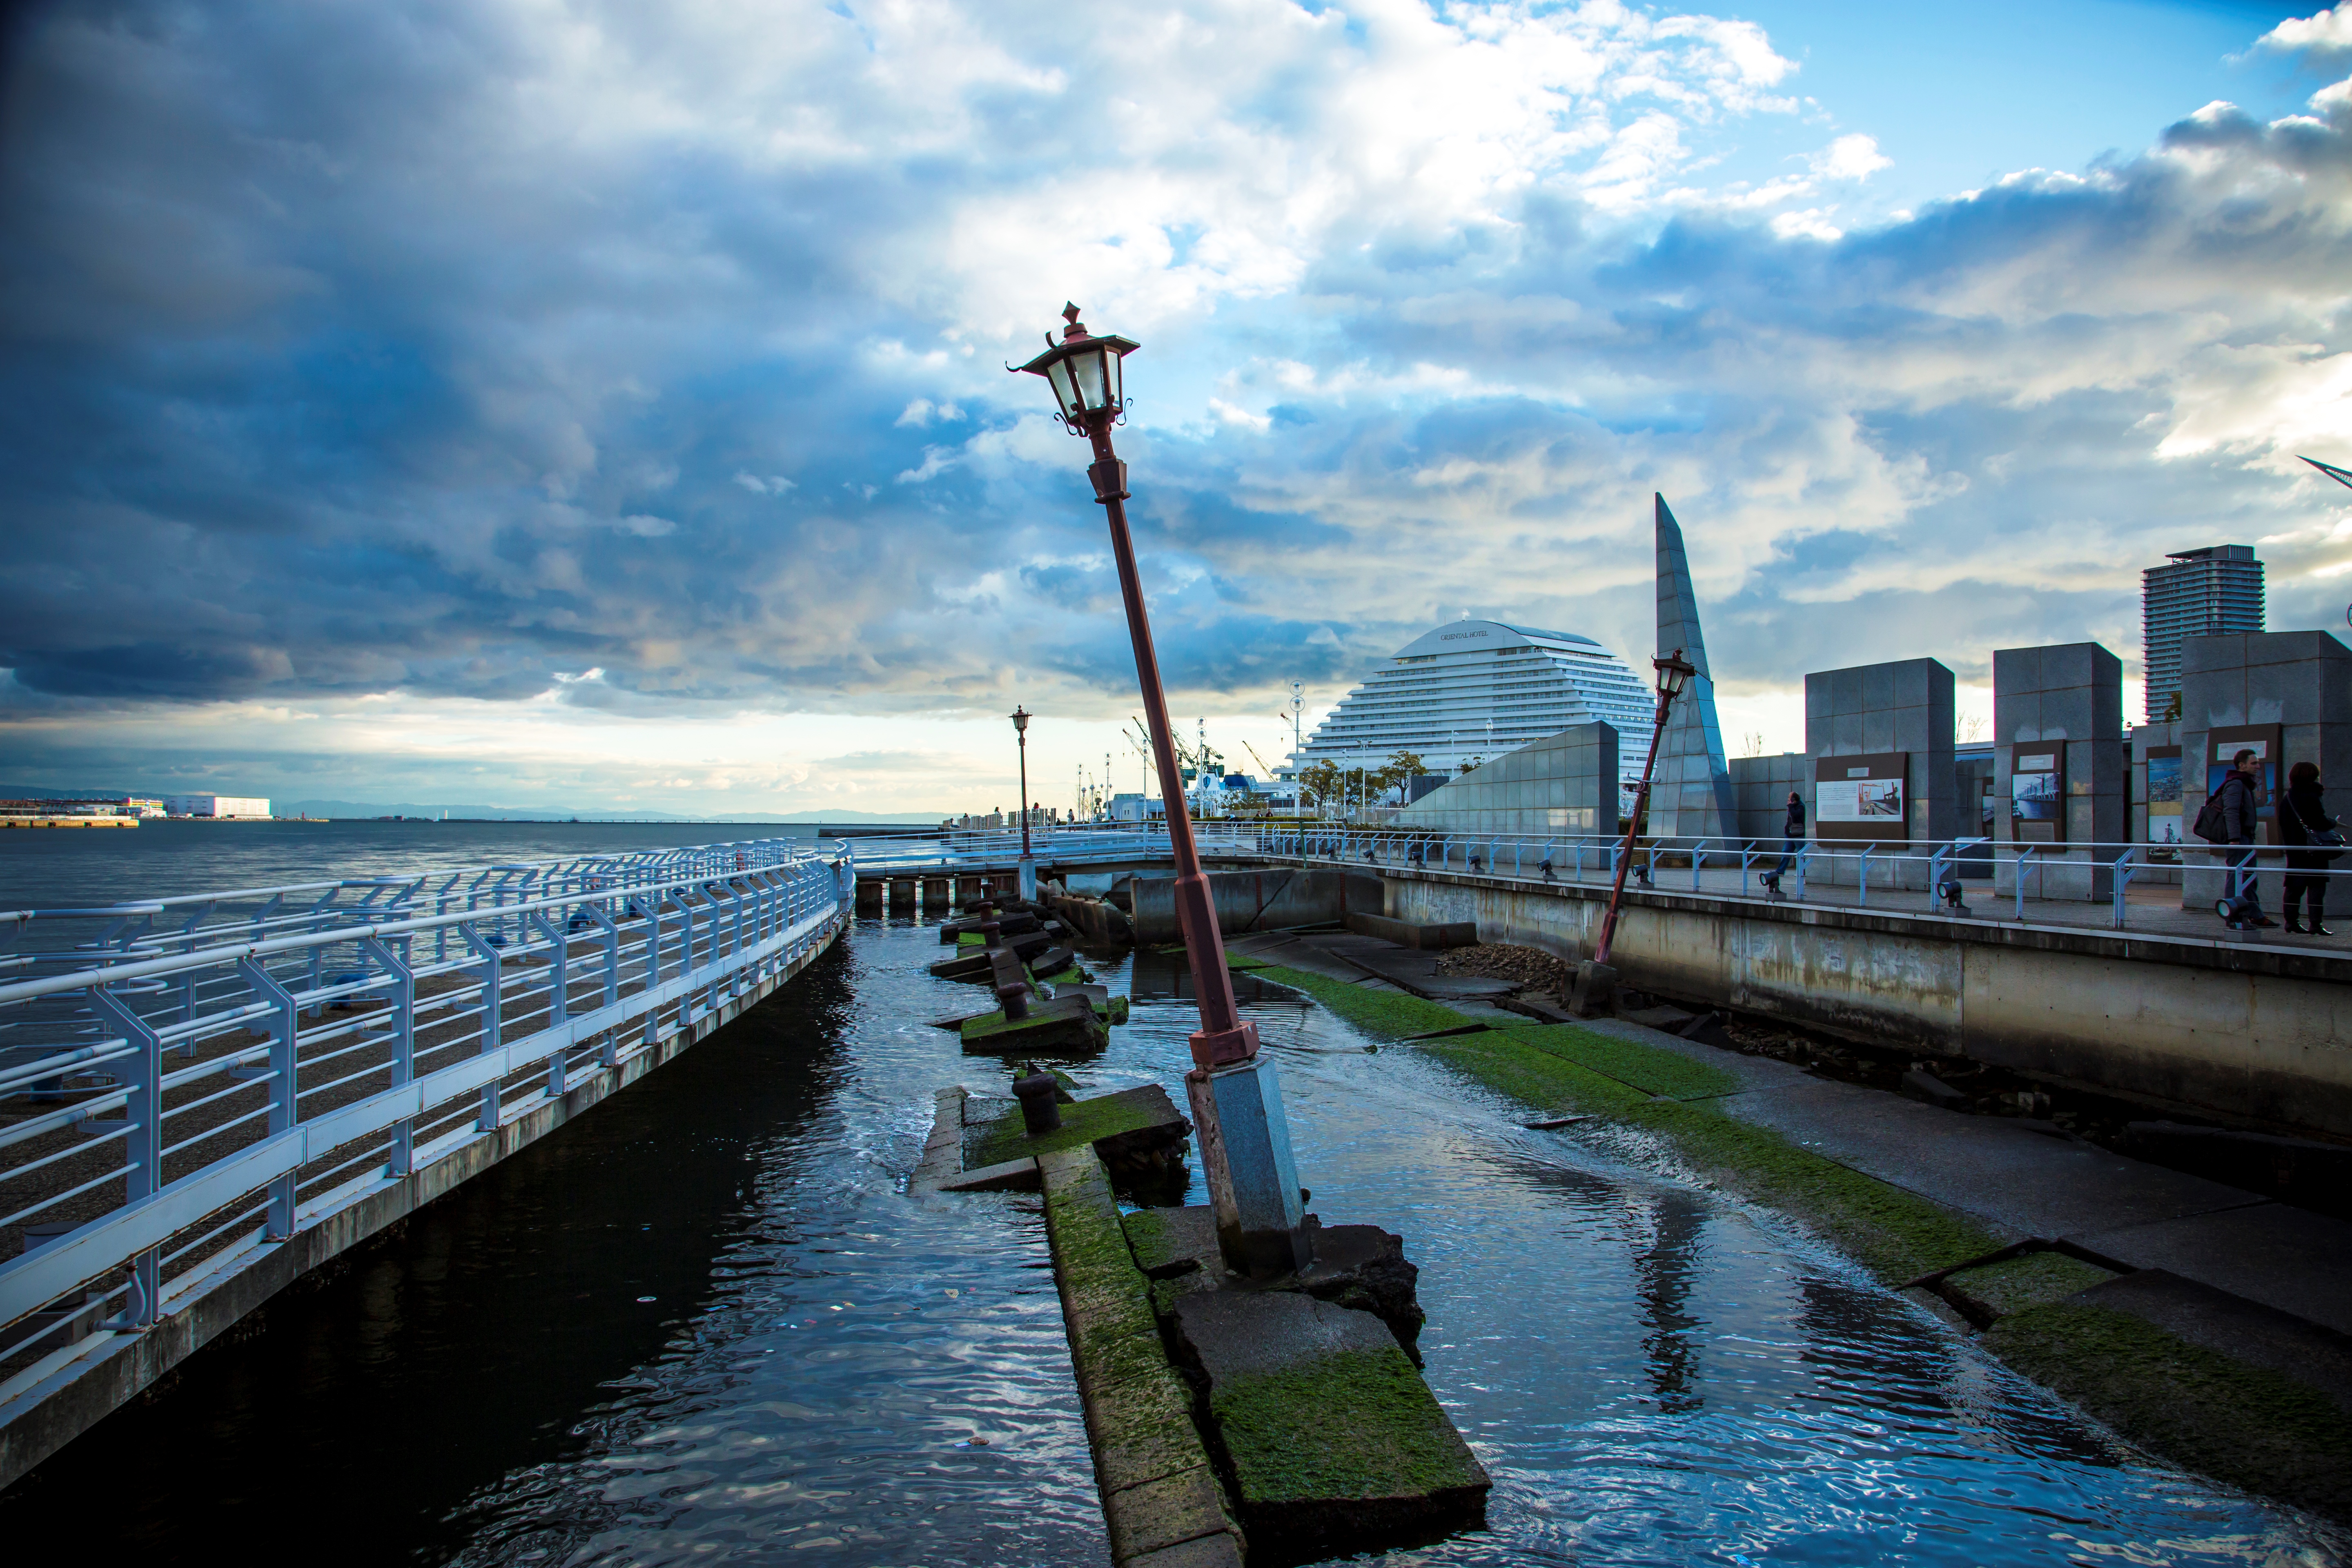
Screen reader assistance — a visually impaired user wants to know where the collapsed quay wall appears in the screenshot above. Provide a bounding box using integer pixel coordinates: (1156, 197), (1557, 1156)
(1375, 868), (2352, 1140)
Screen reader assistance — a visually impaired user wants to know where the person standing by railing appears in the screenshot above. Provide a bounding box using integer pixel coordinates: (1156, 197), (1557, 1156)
(2280, 760), (2340, 936)
(2216, 748), (2274, 928)
(1761, 790), (1804, 900)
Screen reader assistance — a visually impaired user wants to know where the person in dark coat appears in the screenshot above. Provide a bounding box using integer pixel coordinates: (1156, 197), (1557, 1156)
(1762, 790), (1804, 898)
(2218, 748), (2273, 927)
(2280, 760), (2338, 936)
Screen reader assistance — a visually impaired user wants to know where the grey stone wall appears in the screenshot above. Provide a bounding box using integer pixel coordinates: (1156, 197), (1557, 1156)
(1804, 658), (1956, 889)
(1993, 642), (2124, 900)
(1390, 722), (1619, 840)
(1729, 753), (1807, 842)
(2177, 631), (2352, 915)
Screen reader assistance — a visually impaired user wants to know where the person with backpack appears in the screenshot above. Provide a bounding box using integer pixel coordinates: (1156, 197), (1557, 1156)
(2204, 748), (2274, 927)
(1761, 789), (1804, 899)
(2279, 760), (2342, 936)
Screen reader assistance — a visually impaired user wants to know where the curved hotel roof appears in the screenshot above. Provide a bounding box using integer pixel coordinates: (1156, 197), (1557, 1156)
(1294, 619), (1655, 783)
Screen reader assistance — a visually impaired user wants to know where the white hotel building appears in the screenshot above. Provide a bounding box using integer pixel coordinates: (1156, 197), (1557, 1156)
(1290, 619), (1656, 789)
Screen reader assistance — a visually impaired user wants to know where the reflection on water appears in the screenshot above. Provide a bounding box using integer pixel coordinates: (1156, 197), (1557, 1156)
(7, 918), (2344, 1566)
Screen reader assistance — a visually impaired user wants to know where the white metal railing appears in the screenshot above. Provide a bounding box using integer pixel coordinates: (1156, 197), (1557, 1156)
(1238, 828), (2349, 933)
(0, 835), (850, 1376)
(842, 823), (1263, 872)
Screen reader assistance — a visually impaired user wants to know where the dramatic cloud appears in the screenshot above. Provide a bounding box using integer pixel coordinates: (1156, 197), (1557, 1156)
(1, 0), (2347, 809)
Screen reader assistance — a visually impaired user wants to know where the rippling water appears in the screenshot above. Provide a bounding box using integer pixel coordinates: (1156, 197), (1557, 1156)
(7, 911), (2344, 1566)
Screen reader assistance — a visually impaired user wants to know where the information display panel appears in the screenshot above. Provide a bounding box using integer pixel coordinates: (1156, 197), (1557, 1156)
(1812, 753), (1909, 842)
(2010, 744), (2066, 844)
(2203, 724), (2284, 845)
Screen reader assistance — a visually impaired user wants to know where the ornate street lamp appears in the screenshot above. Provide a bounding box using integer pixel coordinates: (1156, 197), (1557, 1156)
(1013, 304), (1308, 1276)
(1010, 704), (1035, 898)
(1592, 649), (1697, 968)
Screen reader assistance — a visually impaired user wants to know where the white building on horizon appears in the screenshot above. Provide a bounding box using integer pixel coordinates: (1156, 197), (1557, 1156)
(164, 794), (272, 819)
(1290, 619), (1656, 788)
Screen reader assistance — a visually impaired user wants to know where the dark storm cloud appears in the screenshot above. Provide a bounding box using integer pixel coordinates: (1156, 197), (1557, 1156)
(0, 0), (2346, 755)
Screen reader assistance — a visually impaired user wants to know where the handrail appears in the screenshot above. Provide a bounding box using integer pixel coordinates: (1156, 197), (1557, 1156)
(0, 835), (851, 1364)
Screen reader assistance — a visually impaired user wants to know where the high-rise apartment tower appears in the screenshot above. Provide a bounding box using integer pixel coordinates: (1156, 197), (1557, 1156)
(2141, 544), (2263, 723)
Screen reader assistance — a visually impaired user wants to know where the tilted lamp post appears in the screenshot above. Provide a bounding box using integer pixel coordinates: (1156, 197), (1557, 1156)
(1592, 649), (1697, 968)
(1013, 304), (1310, 1276)
(1011, 705), (1036, 899)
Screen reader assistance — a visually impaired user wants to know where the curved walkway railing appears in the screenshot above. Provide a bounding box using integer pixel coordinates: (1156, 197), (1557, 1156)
(0, 835), (852, 1386)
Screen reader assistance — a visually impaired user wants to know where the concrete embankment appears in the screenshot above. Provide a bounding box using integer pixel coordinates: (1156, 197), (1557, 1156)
(1336, 861), (2352, 1142)
(1223, 934), (2352, 1526)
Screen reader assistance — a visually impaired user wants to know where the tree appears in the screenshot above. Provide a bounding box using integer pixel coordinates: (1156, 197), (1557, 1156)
(1377, 749), (1426, 804)
(1298, 760), (1343, 817)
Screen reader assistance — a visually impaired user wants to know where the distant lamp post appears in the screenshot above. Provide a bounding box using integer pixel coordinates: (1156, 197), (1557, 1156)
(1592, 649), (1697, 968)
(1011, 704), (1036, 898)
(1013, 304), (1309, 1276)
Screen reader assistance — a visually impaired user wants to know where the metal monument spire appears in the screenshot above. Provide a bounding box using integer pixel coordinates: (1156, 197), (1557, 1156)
(1652, 494), (1737, 840)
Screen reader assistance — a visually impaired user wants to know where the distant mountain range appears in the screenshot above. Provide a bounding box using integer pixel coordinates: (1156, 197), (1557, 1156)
(0, 787), (944, 825)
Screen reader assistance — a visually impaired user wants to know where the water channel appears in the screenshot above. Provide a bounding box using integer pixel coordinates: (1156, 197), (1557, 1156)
(1, 829), (2343, 1564)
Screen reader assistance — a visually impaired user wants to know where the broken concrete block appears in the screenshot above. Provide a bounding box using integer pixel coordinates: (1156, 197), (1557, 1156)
(958, 993), (1110, 1056)
(1167, 1289), (1488, 1561)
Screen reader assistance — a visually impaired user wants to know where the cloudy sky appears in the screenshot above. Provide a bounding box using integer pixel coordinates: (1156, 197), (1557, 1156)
(2, 0), (2348, 817)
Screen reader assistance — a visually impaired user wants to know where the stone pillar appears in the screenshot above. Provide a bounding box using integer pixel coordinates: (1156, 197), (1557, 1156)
(886, 876), (916, 913)
(922, 876), (950, 910)
(855, 878), (883, 915)
(2177, 631), (2352, 916)
(1803, 658), (1956, 890)
(956, 874), (984, 906)
(1993, 643), (2124, 900)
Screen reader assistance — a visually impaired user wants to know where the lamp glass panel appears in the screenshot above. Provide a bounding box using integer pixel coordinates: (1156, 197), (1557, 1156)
(1071, 348), (1107, 411)
(1045, 359), (1077, 420)
(1102, 346), (1123, 408)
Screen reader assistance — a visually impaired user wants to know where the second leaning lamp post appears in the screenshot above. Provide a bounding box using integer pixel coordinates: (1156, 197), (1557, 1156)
(1011, 704), (1036, 900)
(1013, 304), (1310, 1276)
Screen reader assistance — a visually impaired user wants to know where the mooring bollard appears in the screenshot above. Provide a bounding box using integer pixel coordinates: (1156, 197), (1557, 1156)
(1013, 1068), (1061, 1134)
(996, 979), (1031, 1021)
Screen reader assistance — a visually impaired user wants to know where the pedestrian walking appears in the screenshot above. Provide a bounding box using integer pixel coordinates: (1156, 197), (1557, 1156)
(1761, 789), (1805, 899)
(2280, 760), (2341, 936)
(2216, 748), (2273, 927)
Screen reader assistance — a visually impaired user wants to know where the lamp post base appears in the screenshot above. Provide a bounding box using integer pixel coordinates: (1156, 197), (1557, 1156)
(1018, 855), (1037, 902)
(1187, 1055), (1311, 1278)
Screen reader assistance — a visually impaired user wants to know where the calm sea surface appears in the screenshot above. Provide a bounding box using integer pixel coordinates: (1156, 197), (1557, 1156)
(0, 827), (2343, 1564)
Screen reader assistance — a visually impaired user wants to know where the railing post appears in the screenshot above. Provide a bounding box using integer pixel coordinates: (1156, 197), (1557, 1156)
(1858, 847), (1871, 907)
(85, 983), (163, 1326)
(459, 921), (503, 1131)
(235, 958), (302, 1239)
(2112, 846), (2136, 929)
(526, 911), (570, 1099)
(362, 935), (417, 1176)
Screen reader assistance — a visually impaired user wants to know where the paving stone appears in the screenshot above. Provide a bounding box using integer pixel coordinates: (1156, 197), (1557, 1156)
(1105, 1466), (1243, 1561)
(1123, 1530), (1245, 1568)
(2069, 1267), (2352, 1417)
(2071, 1203), (2352, 1337)
(933, 1156), (1038, 1193)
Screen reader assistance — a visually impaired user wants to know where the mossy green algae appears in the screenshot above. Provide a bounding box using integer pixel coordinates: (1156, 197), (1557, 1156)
(1240, 963), (1471, 1039)
(1987, 1301), (2352, 1520)
(1943, 1251), (2114, 1321)
(968, 1090), (1174, 1170)
(1490, 1023), (1737, 1100)
(1209, 1345), (1485, 1504)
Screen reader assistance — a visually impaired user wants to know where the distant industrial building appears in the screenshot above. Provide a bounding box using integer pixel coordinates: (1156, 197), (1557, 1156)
(2142, 545), (2263, 723)
(165, 794), (272, 819)
(1291, 619), (1656, 790)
